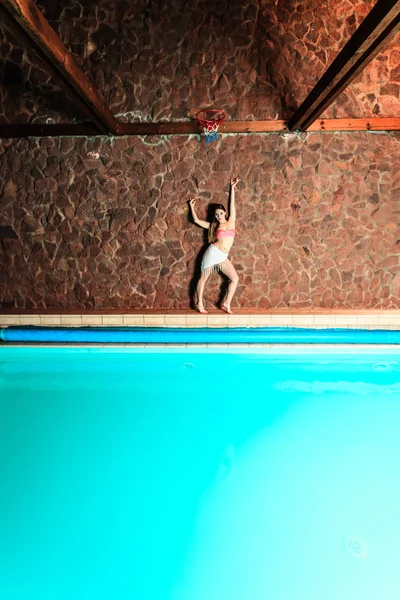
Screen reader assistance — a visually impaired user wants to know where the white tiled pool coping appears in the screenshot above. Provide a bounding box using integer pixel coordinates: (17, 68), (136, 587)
(2, 310), (400, 329)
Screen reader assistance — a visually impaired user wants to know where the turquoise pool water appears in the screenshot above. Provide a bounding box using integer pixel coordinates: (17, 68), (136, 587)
(1, 347), (400, 600)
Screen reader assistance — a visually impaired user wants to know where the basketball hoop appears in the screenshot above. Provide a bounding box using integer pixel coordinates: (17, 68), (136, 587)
(196, 109), (226, 144)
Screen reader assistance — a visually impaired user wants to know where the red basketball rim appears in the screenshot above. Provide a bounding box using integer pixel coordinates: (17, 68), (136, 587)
(196, 109), (226, 130)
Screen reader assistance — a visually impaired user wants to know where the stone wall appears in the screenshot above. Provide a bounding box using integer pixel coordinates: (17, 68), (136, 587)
(0, 0), (399, 124)
(1, 131), (400, 309)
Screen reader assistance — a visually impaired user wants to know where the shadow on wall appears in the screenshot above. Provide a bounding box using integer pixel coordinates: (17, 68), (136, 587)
(0, 55), (86, 124)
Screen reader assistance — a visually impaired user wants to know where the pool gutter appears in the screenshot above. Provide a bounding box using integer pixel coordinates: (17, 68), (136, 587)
(3, 326), (400, 344)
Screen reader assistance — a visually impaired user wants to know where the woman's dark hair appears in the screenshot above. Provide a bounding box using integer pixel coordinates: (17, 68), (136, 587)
(208, 204), (227, 243)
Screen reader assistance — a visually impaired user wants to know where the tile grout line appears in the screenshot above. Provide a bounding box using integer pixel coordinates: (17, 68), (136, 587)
(1, 312), (400, 328)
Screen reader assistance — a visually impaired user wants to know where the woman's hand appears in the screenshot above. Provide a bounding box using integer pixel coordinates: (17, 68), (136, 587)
(188, 197), (196, 208)
(230, 177), (240, 188)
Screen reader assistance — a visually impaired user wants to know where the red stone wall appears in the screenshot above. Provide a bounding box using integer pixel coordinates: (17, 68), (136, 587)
(1, 131), (400, 309)
(0, 0), (399, 123)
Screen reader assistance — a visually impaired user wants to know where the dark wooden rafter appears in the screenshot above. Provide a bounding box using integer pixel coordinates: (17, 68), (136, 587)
(1, 118), (400, 138)
(288, 0), (400, 132)
(0, 0), (119, 135)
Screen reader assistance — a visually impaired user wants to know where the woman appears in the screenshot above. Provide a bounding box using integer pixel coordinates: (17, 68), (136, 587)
(189, 177), (240, 314)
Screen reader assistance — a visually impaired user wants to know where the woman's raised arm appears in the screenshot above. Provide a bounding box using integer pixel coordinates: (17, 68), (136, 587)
(229, 177), (240, 222)
(189, 198), (210, 229)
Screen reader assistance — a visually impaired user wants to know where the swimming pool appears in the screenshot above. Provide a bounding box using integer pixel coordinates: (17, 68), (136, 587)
(1, 346), (400, 600)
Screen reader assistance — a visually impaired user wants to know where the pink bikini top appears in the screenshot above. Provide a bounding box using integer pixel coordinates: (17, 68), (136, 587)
(216, 228), (236, 239)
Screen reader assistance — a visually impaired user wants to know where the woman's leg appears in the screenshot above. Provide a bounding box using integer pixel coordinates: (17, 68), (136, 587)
(195, 271), (211, 313)
(219, 259), (239, 314)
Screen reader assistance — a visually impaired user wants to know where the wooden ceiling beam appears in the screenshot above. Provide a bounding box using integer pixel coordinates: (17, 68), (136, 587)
(117, 121), (286, 135)
(0, 0), (119, 134)
(306, 118), (400, 131)
(288, 0), (400, 132)
(1, 118), (400, 138)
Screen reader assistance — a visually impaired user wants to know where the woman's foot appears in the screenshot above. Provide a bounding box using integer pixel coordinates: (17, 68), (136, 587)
(195, 303), (208, 314)
(222, 302), (233, 314)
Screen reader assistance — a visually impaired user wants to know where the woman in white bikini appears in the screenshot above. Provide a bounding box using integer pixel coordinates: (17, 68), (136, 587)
(189, 177), (240, 314)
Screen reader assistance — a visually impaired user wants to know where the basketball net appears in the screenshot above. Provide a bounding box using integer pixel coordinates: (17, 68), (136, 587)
(196, 109), (226, 144)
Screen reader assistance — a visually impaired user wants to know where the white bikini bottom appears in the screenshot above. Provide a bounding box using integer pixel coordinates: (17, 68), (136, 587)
(201, 244), (228, 275)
